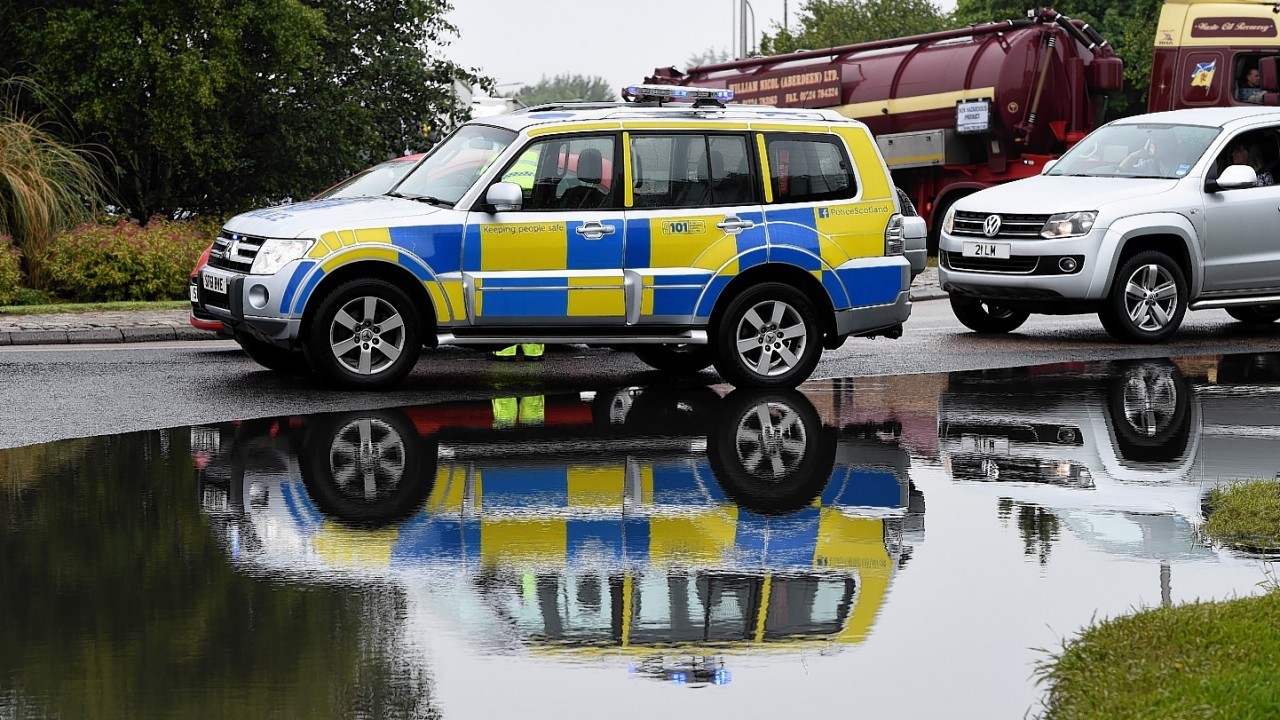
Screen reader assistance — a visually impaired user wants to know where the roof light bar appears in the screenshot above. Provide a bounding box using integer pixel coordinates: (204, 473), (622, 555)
(626, 84), (734, 103)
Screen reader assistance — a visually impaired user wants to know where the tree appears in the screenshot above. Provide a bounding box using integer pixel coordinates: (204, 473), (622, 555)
(5, 0), (489, 220)
(759, 0), (954, 55)
(516, 74), (616, 106)
(686, 47), (734, 69)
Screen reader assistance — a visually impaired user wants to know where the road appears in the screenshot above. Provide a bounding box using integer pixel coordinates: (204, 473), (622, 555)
(2, 299), (1276, 449)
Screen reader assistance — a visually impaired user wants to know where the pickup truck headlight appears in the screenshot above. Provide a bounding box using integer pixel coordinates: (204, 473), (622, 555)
(941, 206), (955, 234)
(250, 238), (315, 274)
(1040, 211), (1097, 239)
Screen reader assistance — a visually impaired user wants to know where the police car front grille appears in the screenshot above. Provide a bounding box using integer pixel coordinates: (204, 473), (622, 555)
(207, 231), (262, 272)
(952, 211), (1050, 239)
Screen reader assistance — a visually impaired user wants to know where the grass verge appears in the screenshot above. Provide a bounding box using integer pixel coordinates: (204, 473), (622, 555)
(1204, 480), (1280, 550)
(0, 300), (188, 316)
(1037, 592), (1280, 718)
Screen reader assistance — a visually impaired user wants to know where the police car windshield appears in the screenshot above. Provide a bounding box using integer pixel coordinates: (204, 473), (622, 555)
(392, 125), (517, 205)
(1047, 123), (1220, 180)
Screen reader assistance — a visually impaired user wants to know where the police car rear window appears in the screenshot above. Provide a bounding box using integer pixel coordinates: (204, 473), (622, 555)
(630, 133), (755, 208)
(765, 134), (856, 204)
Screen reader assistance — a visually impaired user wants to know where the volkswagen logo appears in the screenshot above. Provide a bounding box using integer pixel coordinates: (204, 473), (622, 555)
(982, 214), (1002, 237)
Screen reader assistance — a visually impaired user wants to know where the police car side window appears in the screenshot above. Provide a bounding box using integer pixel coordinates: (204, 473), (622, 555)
(631, 134), (754, 208)
(498, 134), (618, 211)
(764, 134), (856, 204)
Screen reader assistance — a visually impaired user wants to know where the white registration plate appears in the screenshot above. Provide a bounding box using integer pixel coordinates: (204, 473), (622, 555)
(962, 435), (1009, 454)
(962, 242), (1011, 259)
(202, 271), (227, 295)
(189, 283), (199, 303)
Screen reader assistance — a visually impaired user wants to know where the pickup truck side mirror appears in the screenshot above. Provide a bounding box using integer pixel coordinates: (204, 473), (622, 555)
(1208, 164), (1257, 192)
(485, 182), (523, 212)
(1041, 159), (1058, 175)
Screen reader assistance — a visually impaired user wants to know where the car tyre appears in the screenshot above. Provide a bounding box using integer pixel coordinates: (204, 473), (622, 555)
(949, 296), (1030, 334)
(299, 409), (436, 527)
(712, 283), (822, 389)
(305, 279), (423, 389)
(1225, 305), (1280, 325)
(708, 389), (835, 515)
(633, 344), (714, 374)
(1099, 251), (1187, 343)
(235, 331), (310, 374)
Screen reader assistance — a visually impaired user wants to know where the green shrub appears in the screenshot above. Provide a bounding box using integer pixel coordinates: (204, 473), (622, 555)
(0, 234), (21, 305)
(46, 216), (217, 302)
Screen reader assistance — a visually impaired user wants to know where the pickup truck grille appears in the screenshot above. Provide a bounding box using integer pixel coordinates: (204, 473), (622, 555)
(207, 231), (263, 272)
(943, 251), (1040, 274)
(952, 211), (1051, 239)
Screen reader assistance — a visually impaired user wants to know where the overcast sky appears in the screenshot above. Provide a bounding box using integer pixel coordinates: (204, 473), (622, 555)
(445, 0), (795, 99)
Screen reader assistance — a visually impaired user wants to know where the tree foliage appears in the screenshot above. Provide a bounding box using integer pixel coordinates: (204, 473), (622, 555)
(2, 0), (489, 220)
(686, 47), (734, 69)
(516, 74), (617, 106)
(759, 0), (954, 55)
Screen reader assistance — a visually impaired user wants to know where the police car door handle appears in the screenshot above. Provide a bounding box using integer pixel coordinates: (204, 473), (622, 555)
(575, 221), (615, 240)
(717, 216), (755, 234)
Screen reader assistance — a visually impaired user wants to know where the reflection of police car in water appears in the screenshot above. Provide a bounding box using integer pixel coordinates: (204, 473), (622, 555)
(937, 354), (1280, 559)
(197, 387), (924, 677)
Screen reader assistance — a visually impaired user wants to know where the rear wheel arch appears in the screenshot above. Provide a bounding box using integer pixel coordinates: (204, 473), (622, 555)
(300, 260), (438, 346)
(708, 263), (837, 343)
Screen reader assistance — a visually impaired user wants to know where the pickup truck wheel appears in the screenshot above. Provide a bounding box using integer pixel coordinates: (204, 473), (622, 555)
(1099, 251), (1186, 343)
(305, 279), (422, 389)
(949, 296), (1030, 333)
(234, 331), (310, 374)
(1225, 305), (1280, 325)
(1105, 360), (1189, 463)
(633, 344), (713, 374)
(712, 283), (821, 388)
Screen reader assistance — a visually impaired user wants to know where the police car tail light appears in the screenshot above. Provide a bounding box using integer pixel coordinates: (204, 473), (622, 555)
(884, 214), (905, 256)
(625, 84), (734, 105)
(251, 238), (315, 275)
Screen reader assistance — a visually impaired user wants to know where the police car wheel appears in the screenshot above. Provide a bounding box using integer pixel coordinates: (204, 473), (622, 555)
(305, 279), (423, 389)
(712, 283), (821, 388)
(633, 344), (714, 374)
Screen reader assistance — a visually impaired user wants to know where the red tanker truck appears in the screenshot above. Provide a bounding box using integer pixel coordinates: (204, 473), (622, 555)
(646, 8), (1124, 252)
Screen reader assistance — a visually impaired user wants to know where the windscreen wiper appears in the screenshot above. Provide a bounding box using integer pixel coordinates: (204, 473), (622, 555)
(387, 191), (455, 207)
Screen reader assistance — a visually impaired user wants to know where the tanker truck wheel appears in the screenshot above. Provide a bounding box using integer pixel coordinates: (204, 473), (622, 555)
(949, 296), (1030, 334)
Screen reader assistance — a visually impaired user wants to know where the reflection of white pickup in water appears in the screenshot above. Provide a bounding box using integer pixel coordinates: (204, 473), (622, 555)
(938, 355), (1280, 559)
(196, 387), (925, 682)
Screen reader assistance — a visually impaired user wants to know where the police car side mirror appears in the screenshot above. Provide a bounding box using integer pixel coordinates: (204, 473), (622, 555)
(486, 182), (523, 212)
(1211, 164), (1257, 192)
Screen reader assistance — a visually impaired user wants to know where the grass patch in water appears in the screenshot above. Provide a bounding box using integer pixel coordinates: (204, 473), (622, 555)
(1203, 480), (1280, 550)
(1037, 592), (1280, 718)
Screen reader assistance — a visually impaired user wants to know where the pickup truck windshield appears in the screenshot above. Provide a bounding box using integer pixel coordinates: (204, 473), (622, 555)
(391, 124), (517, 205)
(1048, 123), (1220, 180)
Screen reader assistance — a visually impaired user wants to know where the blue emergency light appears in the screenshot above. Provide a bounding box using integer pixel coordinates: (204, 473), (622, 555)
(626, 84), (734, 105)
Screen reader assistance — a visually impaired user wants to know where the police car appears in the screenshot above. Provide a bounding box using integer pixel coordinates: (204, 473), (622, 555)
(195, 84), (917, 389)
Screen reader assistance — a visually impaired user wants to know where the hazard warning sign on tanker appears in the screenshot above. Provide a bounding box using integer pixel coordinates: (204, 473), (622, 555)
(956, 100), (991, 134)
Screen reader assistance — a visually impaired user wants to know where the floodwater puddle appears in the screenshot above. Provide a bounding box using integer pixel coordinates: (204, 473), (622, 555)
(3, 353), (1279, 718)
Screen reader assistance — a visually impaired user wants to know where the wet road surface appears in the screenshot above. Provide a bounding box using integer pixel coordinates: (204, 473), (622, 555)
(2, 353), (1278, 718)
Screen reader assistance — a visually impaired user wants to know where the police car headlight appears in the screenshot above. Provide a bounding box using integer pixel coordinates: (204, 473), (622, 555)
(1040, 211), (1097, 239)
(250, 238), (315, 275)
(941, 206), (956, 235)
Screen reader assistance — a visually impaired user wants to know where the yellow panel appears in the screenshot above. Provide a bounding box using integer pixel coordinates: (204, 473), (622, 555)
(814, 511), (891, 575)
(756, 134), (774, 203)
(443, 279), (465, 321)
(815, 200), (894, 259)
(833, 86), (996, 121)
(640, 463), (653, 505)
(567, 288), (626, 317)
(818, 236), (848, 268)
(425, 282), (450, 323)
(1157, 3), (1280, 47)
(753, 574), (773, 643)
(648, 215), (726, 268)
(884, 153), (945, 167)
(623, 121), (751, 130)
(566, 465), (626, 508)
(649, 507), (737, 564)
(320, 246), (399, 273)
(698, 237), (739, 274)
(527, 121), (622, 136)
(354, 227), (392, 244)
(340, 229), (357, 247)
(480, 518), (567, 566)
(641, 288), (654, 316)
(833, 127), (893, 200)
(427, 465), (467, 512)
(479, 222), (568, 271)
(838, 572), (889, 646)
(622, 131), (634, 208)
(314, 523), (397, 568)
(311, 231), (341, 257)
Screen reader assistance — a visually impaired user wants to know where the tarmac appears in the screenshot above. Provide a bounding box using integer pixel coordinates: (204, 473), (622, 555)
(0, 268), (946, 346)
